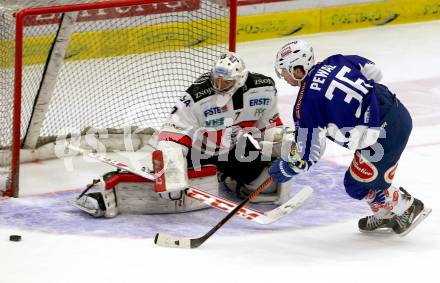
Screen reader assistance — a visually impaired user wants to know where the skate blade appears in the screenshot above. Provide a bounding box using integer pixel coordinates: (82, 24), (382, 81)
(359, 228), (394, 235)
(398, 207), (432, 237)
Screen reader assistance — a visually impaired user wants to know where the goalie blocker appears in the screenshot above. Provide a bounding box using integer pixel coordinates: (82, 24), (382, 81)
(72, 165), (218, 218)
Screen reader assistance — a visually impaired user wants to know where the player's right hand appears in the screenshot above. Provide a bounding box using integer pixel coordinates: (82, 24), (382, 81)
(269, 158), (295, 183)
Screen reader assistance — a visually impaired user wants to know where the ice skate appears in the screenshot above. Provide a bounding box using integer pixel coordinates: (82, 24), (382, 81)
(392, 188), (432, 237)
(358, 212), (396, 233)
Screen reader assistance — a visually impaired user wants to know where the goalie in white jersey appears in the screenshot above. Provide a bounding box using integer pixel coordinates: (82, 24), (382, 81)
(156, 52), (287, 203)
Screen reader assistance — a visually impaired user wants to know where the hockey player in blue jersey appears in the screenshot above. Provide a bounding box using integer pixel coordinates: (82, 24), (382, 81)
(269, 39), (431, 236)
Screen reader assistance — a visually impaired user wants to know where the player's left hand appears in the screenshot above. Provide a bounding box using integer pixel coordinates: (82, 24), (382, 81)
(269, 158), (296, 183)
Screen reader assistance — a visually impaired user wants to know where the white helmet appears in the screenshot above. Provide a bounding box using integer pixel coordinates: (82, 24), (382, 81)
(274, 40), (315, 80)
(211, 52), (248, 95)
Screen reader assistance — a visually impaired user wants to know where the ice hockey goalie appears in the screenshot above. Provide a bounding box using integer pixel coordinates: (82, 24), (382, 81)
(155, 52), (289, 202)
(72, 52), (292, 218)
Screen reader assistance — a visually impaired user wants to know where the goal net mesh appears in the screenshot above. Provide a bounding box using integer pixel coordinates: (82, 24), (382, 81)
(0, 0), (231, 195)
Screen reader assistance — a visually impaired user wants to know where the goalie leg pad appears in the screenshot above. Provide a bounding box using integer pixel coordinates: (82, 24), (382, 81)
(111, 169), (218, 214)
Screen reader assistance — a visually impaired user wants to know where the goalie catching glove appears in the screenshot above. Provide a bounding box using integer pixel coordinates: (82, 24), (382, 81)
(259, 126), (295, 158)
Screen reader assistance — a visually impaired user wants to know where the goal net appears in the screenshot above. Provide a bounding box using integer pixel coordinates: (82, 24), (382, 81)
(0, 0), (236, 197)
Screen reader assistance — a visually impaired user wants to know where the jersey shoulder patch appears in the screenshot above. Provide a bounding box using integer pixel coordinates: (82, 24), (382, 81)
(244, 72), (275, 89)
(186, 72), (216, 102)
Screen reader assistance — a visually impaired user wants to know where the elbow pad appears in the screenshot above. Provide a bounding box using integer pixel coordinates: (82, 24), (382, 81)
(360, 63), (383, 82)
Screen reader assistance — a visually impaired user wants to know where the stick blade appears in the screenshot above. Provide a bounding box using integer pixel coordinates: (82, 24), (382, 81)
(154, 233), (192, 249)
(263, 186), (313, 223)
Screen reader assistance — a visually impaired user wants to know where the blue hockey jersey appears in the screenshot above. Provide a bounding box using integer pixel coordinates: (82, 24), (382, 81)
(292, 54), (383, 172)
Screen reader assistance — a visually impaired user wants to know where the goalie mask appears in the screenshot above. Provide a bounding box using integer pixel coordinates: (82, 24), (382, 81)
(211, 52), (248, 96)
(274, 40), (315, 82)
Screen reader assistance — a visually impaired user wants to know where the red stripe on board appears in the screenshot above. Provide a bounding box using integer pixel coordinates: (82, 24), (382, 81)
(23, 0), (200, 26)
(238, 0), (288, 6)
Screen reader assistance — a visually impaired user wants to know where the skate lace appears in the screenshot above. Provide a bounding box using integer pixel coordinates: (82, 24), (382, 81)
(366, 215), (383, 229)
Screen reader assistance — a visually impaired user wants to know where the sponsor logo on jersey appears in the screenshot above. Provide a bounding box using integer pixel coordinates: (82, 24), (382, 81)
(384, 162), (399, 184)
(254, 78), (273, 86)
(349, 151), (378, 183)
(205, 117), (224, 127)
(195, 88), (215, 99)
(249, 98), (271, 107)
(254, 108), (266, 117)
(203, 105), (228, 117)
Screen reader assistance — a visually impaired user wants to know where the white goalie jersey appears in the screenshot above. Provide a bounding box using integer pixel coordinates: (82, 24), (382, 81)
(158, 72), (283, 156)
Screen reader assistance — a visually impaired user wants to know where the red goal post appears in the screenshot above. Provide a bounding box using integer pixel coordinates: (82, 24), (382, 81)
(0, 0), (237, 197)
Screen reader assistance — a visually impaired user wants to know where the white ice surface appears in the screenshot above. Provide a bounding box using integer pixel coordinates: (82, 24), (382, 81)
(1, 20), (440, 283)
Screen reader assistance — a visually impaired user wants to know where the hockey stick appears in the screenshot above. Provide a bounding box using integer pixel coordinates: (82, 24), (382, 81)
(154, 176), (310, 249)
(186, 185), (313, 225)
(68, 145), (157, 181)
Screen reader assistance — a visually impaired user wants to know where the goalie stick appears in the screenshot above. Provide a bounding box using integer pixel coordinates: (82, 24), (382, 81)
(186, 185), (313, 225)
(68, 145), (313, 225)
(68, 145), (156, 180)
(154, 177), (312, 249)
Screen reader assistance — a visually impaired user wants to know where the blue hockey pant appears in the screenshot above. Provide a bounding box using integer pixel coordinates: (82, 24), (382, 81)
(344, 84), (413, 200)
